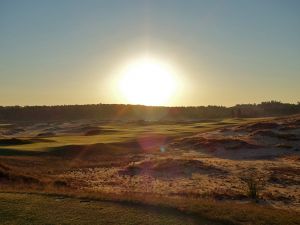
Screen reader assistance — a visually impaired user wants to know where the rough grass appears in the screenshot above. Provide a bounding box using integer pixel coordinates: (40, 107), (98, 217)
(250, 130), (299, 141)
(119, 158), (227, 178)
(0, 190), (299, 225)
(0, 163), (42, 186)
(268, 166), (300, 185)
(0, 192), (206, 225)
(171, 136), (260, 150)
(235, 122), (280, 132)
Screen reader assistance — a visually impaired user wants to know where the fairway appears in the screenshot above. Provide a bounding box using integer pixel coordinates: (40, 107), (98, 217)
(0, 193), (218, 225)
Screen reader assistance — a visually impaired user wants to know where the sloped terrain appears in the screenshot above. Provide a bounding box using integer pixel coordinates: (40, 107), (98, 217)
(0, 115), (300, 219)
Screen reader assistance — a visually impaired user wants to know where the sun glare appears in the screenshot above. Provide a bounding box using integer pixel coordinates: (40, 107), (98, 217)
(118, 57), (177, 106)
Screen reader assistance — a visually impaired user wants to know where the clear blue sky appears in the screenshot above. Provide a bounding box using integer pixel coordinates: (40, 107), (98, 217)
(0, 0), (299, 106)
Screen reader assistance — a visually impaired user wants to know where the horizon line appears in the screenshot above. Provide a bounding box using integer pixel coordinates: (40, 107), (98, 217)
(1, 100), (299, 108)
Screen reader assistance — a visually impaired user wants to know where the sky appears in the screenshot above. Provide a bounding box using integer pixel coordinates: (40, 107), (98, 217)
(0, 0), (299, 106)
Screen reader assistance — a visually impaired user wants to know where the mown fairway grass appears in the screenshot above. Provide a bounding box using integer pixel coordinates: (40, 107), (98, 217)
(0, 118), (263, 152)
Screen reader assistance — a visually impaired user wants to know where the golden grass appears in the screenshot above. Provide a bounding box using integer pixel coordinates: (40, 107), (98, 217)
(1, 186), (299, 225)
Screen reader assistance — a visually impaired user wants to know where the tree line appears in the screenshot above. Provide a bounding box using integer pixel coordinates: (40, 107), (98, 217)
(0, 101), (299, 122)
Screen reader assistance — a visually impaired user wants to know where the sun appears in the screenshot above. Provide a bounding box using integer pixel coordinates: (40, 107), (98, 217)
(118, 57), (177, 106)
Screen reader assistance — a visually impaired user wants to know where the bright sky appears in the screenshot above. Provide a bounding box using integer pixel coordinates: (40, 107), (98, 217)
(0, 0), (299, 106)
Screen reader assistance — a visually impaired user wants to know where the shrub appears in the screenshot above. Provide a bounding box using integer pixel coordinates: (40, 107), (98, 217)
(240, 169), (265, 201)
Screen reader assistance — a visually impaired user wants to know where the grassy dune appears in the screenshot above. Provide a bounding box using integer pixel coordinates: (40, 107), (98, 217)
(1, 116), (300, 224)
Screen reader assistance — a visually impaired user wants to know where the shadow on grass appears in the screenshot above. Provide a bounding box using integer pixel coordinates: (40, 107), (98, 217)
(0, 148), (38, 156)
(0, 140), (141, 158)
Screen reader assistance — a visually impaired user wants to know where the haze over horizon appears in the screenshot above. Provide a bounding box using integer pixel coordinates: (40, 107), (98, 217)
(0, 100), (299, 108)
(1, 0), (300, 106)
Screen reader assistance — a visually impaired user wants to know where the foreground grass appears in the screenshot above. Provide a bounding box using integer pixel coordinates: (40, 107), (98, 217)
(0, 192), (218, 225)
(1, 189), (299, 225)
